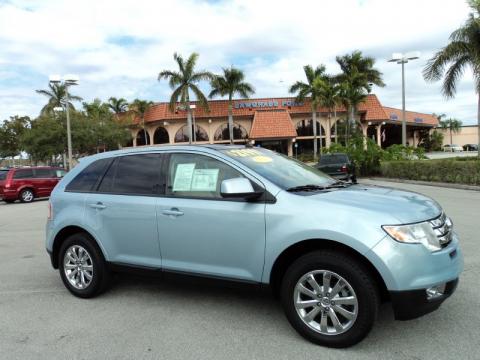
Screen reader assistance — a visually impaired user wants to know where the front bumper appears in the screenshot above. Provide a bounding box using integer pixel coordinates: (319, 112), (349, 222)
(390, 278), (459, 320)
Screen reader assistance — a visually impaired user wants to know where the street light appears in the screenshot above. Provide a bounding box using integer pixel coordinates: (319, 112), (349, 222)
(388, 52), (420, 146)
(49, 74), (79, 170)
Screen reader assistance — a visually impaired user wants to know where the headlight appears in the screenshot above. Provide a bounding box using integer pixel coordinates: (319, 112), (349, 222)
(382, 222), (441, 252)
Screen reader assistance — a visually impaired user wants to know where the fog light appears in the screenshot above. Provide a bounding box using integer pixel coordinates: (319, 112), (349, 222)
(426, 284), (446, 300)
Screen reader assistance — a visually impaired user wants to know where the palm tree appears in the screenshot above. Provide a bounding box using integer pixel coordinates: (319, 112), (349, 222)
(130, 99), (154, 145)
(209, 67), (255, 144)
(36, 83), (82, 114)
(336, 51), (385, 135)
(158, 52), (214, 144)
(316, 75), (341, 147)
(108, 97), (129, 113)
(289, 65), (327, 159)
(423, 0), (480, 156)
(440, 118), (463, 145)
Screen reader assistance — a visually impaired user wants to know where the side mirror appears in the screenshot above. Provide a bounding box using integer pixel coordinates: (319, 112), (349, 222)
(220, 178), (262, 200)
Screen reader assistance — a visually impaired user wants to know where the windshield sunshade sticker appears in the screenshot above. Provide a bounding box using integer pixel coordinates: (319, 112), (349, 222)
(227, 149), (263, 157)
(252, 155), (273, 163)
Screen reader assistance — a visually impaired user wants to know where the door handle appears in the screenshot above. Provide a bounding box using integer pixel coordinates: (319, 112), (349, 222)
(88, 202), (107, 210)
(162, 208), (184, 217)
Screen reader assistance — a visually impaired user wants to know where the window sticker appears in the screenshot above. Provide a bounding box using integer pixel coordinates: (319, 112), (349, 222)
(191, 169), (219, 191)
(173, 163), (196, 191)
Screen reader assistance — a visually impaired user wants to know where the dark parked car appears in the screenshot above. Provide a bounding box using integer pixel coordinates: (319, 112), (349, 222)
(316, 153), (356, 183)
(0, 166), (66, 203)
(463, 144), (478, 151)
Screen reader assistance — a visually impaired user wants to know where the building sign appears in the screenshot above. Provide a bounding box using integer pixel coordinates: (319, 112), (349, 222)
(234, 99), (303, 109)
(414, 117), (424, 123)
(389, 113), (398, 120)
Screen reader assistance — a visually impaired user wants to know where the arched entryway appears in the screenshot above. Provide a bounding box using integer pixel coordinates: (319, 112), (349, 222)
(174, 124), (209, 143)
(136, 129), (150, 146)
(214, 123), (248, 141)
(153, 126), (169, 144)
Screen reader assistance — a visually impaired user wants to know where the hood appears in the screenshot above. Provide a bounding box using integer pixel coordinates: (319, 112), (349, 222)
(309, 184), (442, 224)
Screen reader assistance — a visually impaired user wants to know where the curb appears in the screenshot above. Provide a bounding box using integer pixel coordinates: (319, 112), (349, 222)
(363, 177), (480, 191)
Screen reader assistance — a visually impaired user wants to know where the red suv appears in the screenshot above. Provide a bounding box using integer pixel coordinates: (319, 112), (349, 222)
(0, 167), (66, 203)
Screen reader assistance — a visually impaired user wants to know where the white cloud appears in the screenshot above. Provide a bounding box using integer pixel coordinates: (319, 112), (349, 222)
(0, 0), (477, 124)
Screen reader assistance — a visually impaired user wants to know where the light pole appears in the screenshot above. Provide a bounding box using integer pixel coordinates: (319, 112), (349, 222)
(49, 74), (79, 171)
(388, 52), (419, 147)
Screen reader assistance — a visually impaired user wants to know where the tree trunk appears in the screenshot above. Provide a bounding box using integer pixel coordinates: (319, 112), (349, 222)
(450, 128), (452, 145)
(312, 108), (318, 160)
(334, 107), (337, 144)
(228, 100), (234, 145)
(142, 116), (147, 145)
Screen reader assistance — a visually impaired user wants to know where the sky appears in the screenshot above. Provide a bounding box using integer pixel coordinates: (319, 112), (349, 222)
(0, 0), (477, 124)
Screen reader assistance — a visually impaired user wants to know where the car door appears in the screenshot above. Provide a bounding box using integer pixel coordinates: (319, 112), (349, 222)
(156, 152), (266, 282)
(84, 153), (163, 268)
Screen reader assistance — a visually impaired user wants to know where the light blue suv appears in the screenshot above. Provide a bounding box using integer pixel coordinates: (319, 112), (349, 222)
(46, 145), (463, 347)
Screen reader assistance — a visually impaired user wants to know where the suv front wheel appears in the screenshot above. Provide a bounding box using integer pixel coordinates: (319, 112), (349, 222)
(280, 250), (379, 348)
(58, 233), (110, 298)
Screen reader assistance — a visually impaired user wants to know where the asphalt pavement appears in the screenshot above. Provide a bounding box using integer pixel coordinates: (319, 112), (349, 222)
(0, 180), (479, 360)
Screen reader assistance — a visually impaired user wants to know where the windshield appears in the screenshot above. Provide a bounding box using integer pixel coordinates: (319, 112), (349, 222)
(221, 148), (335, 189)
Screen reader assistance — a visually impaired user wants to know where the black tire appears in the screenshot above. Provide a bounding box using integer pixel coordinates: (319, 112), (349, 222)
(19, 188), (34, 203)
(58, 232), (111, 298)
(280, 250), (379, 348)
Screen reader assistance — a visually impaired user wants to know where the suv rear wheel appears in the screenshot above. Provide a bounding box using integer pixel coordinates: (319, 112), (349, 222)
(19, 188), (34, 203)
(280, 250), (379, 348)
(58, 233), (111, 298)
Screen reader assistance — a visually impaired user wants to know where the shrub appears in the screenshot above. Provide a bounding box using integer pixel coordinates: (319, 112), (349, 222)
(380, 159), (480, 185)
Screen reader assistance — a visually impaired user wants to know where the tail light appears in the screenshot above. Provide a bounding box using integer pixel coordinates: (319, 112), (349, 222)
(48, 201), (53, 220)
(340, 165), (348, 173)
(4, 179), (11, 188)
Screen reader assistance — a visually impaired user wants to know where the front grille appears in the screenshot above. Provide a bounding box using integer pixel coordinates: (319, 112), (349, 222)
(429, 212), (453, 248)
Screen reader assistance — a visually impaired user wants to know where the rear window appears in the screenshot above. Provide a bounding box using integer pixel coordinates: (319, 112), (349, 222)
(319, 154), (348, 165)
(0, 170), (8, 180)
(13, 169), (34, 179)
(66, 158), (112, 192)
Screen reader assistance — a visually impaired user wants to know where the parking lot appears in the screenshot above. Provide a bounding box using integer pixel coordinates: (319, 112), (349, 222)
(0, 179), (479, 360)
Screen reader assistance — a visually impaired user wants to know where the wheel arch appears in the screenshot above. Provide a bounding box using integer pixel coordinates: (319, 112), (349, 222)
(51, 225), (105, 269)
(269, 239), (389, 301)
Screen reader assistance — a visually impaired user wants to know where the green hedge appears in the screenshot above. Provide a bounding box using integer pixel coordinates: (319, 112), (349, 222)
(380, 158), (480, 185)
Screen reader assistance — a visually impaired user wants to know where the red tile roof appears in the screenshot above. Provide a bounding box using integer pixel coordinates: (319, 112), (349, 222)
(250, 110), (297, 139)
(382, 107), (438, 126)
(123, 94), (437, 128)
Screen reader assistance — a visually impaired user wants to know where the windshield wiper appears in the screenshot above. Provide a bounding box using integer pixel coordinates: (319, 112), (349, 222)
(325, 180), (352, 189)
(286, 184), (327, 192)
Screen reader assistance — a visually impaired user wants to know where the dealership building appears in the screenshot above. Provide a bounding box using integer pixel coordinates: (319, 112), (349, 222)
(126, 94), (438, 155)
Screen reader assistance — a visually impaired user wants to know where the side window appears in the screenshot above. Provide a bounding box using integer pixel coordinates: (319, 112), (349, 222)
(13, 169), (34, 179)
(34, 168), (52, 178)
(166, 153), (244, 199)
(98, 154), (161, 195)
(66, 158), (112, 192)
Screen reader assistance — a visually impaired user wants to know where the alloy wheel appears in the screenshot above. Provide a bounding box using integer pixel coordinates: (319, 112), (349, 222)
(21, 190), (33, 202)
(63, 245), (94, 290)
(293, 270), (358, 335)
